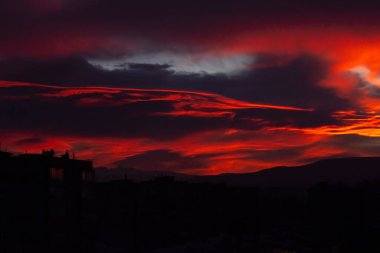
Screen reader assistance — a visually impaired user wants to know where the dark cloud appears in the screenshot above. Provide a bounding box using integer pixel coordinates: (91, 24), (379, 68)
(114, 149), (207, 171)
(127, 63), (171, 71)
(1, 0), (380, 58)
(354, 75), (380, 98)
(0, 54), (356, 141)
(0, 58), (173, 86)
(324, 134), (380, 156)
(0, 81), (339, 141)
(0, 54), (353, 113)
(14, 137), (45, 145)
(235, 108), (343, 128)
(0, 85), (241, 140)
(189, 54), (349, 112)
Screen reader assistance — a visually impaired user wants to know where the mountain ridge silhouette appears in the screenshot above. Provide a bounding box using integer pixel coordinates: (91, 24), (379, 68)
(95, 156), (380, 187)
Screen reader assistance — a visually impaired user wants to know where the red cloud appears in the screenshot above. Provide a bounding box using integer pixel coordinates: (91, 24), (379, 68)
(1, 81), (380, 174)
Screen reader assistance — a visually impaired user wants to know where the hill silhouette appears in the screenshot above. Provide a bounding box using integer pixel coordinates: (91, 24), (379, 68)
(95, 167), (192, 182)
(196, 156), (380, 187)
(96, 157), (380, 188)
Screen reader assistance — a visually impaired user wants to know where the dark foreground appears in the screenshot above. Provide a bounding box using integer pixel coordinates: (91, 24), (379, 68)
(1, 152), (380, 253)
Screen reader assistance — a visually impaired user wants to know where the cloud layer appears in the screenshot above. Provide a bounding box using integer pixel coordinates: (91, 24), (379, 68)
(2, 0), (380, 174)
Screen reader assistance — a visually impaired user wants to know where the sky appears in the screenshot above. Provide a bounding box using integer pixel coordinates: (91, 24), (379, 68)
(1, 0), (380, 174)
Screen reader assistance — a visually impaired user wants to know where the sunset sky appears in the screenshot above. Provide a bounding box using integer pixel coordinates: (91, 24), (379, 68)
(2, 0), (380, 174)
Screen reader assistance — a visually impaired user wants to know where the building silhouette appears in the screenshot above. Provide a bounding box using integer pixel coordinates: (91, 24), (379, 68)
(2, 151), (380, 252)
(0, 151), (93, 253)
